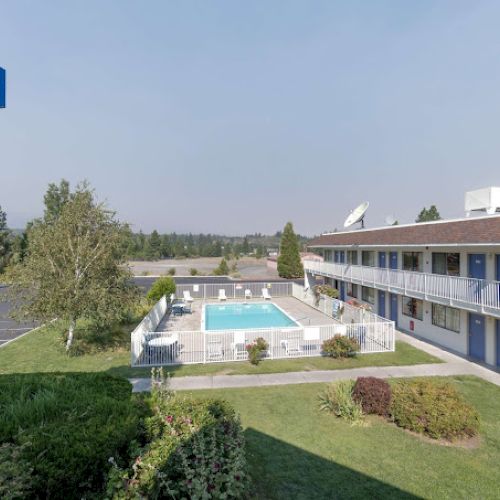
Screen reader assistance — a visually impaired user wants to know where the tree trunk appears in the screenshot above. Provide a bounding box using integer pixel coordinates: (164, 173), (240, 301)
(66, 319), (76, 351)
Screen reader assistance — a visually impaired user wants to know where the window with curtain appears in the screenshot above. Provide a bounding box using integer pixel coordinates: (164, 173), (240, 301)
(361, 286), (375, 304)
(402, 252), (423, 272)
(402, 297), (423, 320)
(432, 303), (460, 332)
(432, 253), (460, 276)
(362, 251), (375, 267)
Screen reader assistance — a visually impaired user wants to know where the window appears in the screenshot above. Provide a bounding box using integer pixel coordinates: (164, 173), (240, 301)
(347, 250), (358, 265)
(432, 304), (460, 332)
(402, 297), (423, 320)
(347, 283), (358, 298)
(362, 251), (375, 267)
(432, 253), (460, 276)
(403, 252), (423, 272)
(361, 286), (375, 304)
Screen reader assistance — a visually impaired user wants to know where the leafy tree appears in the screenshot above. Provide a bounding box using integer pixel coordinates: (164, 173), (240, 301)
(255, 245), (264, 259)
(0, 205), (10, 273)
(277, 222), (304, 279)
(43, 179), (71, 223)
(213, 258), (229, 276)
(416, 205), (441, 223)
(146, 276), (176, 304)
(6, 183), (138, 350)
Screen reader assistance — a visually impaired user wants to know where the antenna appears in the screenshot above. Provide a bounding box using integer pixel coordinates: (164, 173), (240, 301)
(385, 215), (396, 226)
(344, 202), (369, 229)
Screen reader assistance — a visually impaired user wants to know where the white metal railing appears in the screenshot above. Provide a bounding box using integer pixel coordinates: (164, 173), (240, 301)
(130, 282), (395, 367)
(303, 259), (500, 315)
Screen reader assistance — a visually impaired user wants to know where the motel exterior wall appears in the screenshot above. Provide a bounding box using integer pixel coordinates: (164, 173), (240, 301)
(306, 218), (500, 369)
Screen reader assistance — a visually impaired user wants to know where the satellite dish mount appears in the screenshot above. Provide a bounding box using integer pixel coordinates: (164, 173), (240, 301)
(344, 202), (370, 229)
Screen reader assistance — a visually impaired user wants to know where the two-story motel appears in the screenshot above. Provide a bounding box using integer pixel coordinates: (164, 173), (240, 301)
(305, 215), (500, 369)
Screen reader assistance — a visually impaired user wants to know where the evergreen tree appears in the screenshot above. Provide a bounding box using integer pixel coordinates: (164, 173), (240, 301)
(149, 230), (161, 259)
(416, 205), (441, 223)
(241, 236), (250, 255)
(213, 258), (230, 276)
(0, 205), (10, 273)
(277, 222), (304, 279)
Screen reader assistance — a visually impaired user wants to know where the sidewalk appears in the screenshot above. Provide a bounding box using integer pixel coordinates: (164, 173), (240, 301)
(129, 331), (500, 392)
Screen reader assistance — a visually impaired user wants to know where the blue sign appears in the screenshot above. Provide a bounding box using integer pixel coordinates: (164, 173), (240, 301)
(0, 67), (5, 108)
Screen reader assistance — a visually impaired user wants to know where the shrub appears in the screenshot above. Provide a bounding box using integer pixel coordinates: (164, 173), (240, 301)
(0, 442), (34, 499)
(245, 337), (269, 365)
(0, 373), (142, 499)
(314, 284), (340, 299)
(189, 267), (199, 276)
(213, 258), (230, 276)
(322, 335), (359, 358)
(352, 377), (391, 416)
(390, 379), (480, 440)
(167, 267), (176, 276)
(319, 380), (364, 425)
(146, 276), (176, 303)
(107, 397), (249, 499)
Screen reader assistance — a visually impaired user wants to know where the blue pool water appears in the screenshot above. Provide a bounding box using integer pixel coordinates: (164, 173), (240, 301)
(205, 303), (297, 331)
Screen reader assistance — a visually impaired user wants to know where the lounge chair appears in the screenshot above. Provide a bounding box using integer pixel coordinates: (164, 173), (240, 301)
(244, 289), (252, 300)
(183, 290), (194, 303)
(207, 340), (224, 361)
(231, 331), (247, 360)
(169, 293), (176, 303)
(262, 288), (272, 300)
(218, 289), (227, 301)
(280, 337), (302, 356)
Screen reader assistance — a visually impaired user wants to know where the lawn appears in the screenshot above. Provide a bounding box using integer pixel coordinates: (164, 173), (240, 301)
(0, 322), (441, 378)
(189, 376), (500, 499)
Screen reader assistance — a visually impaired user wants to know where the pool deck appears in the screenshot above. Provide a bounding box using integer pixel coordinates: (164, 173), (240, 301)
(156, 296), (337, 332)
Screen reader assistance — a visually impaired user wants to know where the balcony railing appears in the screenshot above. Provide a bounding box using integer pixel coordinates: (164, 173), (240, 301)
(303, 260), (500, 316)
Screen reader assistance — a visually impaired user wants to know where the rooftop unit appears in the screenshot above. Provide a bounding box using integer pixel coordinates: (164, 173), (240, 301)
(465, 187), (500, 216)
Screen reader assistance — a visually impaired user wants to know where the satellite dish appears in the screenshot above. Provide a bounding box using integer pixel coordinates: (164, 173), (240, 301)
(385, 215), (396, 226)
(344, 202), (369, 229)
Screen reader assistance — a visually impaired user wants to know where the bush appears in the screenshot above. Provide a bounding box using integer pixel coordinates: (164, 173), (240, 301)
(390, 379), (480, 440)
(213, 258), (230, 276)
(319, 380), (364, 425)
(146, 276), (176, 303)
(0, 373), (142, 499)
(246, 337), (269, 365)
(189, 267), (199, 276)
(107, 396), (249, 499)
(0, 443), (34, 499)
(352, 377), (391, 416)
(314, 284), (340, 299)
(168, 267), (176, 276)
(322, 335), (359, 358)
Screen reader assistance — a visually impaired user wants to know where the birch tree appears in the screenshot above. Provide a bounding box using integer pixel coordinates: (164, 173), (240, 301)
(6, 183), (138, 350)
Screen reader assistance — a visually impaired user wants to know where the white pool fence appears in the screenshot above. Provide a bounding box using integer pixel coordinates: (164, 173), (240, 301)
(131, 282), (395, 367)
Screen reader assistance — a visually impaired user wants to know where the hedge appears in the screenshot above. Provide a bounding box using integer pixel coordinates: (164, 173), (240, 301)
(0, 372), (142, 499)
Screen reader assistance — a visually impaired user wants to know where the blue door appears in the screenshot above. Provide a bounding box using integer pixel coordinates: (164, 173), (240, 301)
(469, 254), (486, 279)
(469, 313), (486, 361)
(390, 252), (398, 270)
(378, 252), (386, 268)
(496, 320), (500, 367)
(339, 281), (346, 301)
(378, 290), (386, 318)
(496, 254), (500, 280)
(390, 293), (398, 324)
(339, 251), (345, 263)
(334, 251), (339, 263)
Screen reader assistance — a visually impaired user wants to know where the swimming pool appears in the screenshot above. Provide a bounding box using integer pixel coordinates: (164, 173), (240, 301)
(204, 303), (297, 331)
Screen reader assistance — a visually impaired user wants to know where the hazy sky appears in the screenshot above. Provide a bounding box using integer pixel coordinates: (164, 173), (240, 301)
(1, 1), (500, 236)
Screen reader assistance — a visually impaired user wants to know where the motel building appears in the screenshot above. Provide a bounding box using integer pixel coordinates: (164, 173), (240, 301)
(304, 214), (500, 369)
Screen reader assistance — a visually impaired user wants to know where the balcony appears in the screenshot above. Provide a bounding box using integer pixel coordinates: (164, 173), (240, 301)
(303, 260), (500, 318)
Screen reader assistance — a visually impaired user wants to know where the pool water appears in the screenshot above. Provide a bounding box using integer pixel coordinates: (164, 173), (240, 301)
(204, 303), (297, 331)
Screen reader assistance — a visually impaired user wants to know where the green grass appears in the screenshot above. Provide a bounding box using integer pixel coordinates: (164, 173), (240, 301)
(0, 321), (440, 378)
(188, 376), (500, 499)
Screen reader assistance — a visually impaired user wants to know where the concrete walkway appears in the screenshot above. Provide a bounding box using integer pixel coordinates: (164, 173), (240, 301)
(129, 331), (500, 392)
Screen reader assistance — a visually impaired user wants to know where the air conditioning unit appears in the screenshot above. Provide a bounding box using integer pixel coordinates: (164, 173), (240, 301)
(465, 187), (500, 216)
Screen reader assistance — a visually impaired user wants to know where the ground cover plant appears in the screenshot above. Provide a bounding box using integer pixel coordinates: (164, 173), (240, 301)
(0, 372), (143, 499)
(390, 378), (480, 440)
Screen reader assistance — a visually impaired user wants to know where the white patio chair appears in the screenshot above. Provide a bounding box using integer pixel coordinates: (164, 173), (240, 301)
(231, 331), (247, 360)
(169, 293), (176, 303)
(218, 289), (227, 301)
(262, 288), (272, 300)
(207, 340), (224, 361)
(244, 289), (252, 300)
(183, 290), (194, 303)
(280, 338), (302, 356)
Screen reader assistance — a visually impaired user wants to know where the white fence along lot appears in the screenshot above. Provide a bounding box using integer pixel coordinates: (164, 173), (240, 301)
(131, 282), (395, 367)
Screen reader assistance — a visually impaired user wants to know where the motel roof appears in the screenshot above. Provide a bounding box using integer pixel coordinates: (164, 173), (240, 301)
(309, 215), (500, 248)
